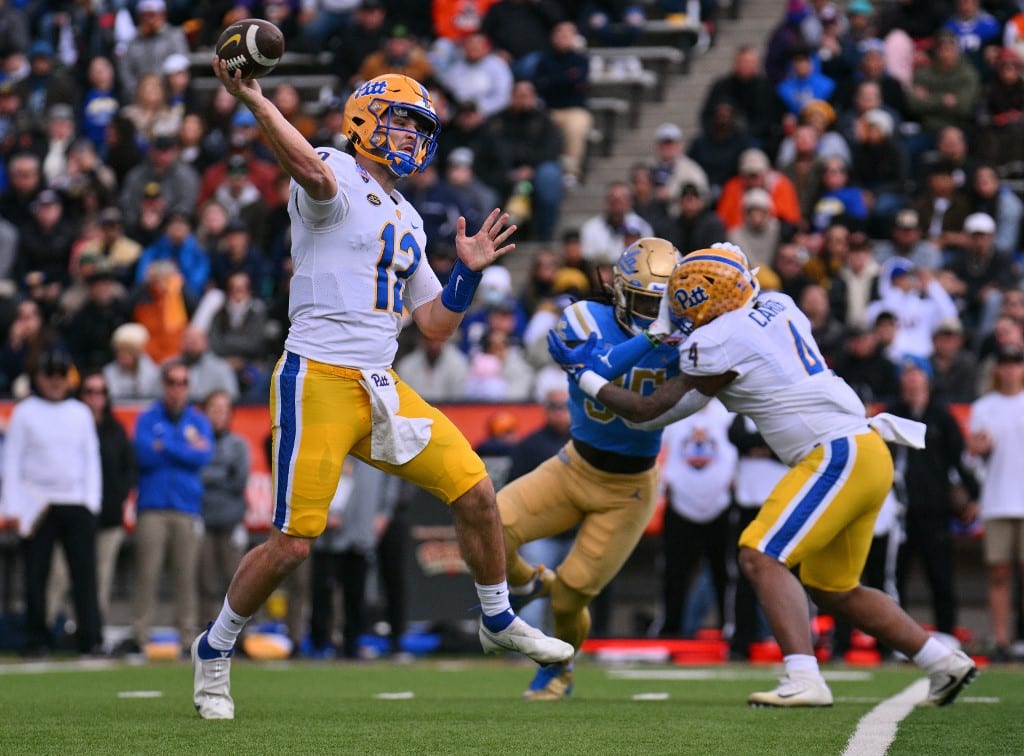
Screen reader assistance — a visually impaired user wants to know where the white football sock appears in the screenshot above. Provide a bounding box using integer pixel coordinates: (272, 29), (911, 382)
(207, 599), (250, 651)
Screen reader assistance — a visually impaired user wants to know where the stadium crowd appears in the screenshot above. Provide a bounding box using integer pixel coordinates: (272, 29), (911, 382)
(0, 0), (1022, 663)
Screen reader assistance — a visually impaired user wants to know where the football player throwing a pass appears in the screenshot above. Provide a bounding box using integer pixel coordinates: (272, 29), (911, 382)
(192, 63), (572, 719)
(548, 242), (977, 708)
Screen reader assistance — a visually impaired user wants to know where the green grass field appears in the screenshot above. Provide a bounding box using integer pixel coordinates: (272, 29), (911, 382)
(0, 657), (1020, 755)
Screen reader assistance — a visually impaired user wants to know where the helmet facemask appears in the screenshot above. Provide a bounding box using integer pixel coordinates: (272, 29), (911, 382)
(612, 237), (682, 334)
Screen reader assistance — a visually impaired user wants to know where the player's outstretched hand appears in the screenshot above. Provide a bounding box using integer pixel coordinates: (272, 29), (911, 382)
(547, 331), (605, 382)
(212, 55), (262, 103)
(455, 209), (516, 271)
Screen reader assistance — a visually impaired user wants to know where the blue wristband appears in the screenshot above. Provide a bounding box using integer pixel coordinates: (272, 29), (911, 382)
(440, 259), (483, 313)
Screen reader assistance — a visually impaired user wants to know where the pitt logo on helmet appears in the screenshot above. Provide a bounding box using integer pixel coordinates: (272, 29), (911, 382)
(667, 247), (759, 330)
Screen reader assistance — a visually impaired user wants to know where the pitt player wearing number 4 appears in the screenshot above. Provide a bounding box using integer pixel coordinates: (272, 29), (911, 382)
(500, 237), (682, 701)
(548, 242), (978, 708)
(196, 62), (572, 719)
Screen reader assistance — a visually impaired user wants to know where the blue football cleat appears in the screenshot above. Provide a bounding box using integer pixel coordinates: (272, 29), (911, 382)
(523, 661), (575, 701)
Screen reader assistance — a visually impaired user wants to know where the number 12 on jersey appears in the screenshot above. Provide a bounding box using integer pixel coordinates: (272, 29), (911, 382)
(374, 222), (422, 314)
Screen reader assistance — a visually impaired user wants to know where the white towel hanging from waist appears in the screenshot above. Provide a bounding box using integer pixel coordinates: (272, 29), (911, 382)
(359, 369), (433, 465)
(868, 412), (927, 449)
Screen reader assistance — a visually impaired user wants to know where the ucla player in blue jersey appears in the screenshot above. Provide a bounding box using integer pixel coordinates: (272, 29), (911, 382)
(498, 237), (682, 700)
(193, 63), (573, 719)
(549, 242), (978, 708)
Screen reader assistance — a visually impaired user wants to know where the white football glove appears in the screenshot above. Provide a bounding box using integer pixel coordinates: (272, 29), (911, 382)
(645, 289), (690, 345)
(710, 241), (748, 263)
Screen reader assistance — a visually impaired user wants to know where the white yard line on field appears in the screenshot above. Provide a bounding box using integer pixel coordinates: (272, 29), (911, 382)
(842, 678), (929, 756)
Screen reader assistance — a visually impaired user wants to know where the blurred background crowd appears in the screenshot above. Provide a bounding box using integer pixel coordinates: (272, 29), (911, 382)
(0, 0), (1022, 664)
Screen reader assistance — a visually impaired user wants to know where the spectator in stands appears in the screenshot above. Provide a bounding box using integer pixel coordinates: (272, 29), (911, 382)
(980, 47), (1024, 171)
(434, 99), (507, 192)
(403, 160), (472, 247)
(198, 109), (282, 211)
(208, 271), (270, 401)
(177, 326), (239, 403)
(832, 234), (881, 329)
(0, 2), (29, 59)
(930, 317), (979, 403)
(162, 53), (198, 122)
(942, 0), (1001, 73)
(532, 20), (592, 189)
(489, 79), (564, 241)
(967, 343), (1024, 662)
(810, 156), (867, 232)
(463, 325), (534, 400)
(213, 156), (270, 245)
(483, 0), (563, 79)
(440, 32), (514, 118)
(430, 0), (499, 69)
(799, 282), (845, 364)
(131, 259), (190, 364)
(0, 152), (42, 239)
(579, 181), (653, 267)
(63, 263), (130, 373)
(118, 133), (200, 232)
(943, 212), (1019, 337)
(77, 370), (136, 642)
(120, 72), (179, 148)
(135, 211), (209, 301)
(835, 38), (908, 117)
(776, 98), (850, 169)
(922, 126), (976, 193)
(40, 104), (75, 186)
(975, 314), (1024, 395)
(16, 39), (77, 123)
(442, 147), (499, 240)
(727, 188), (780, 272)
(654, 182), (726, 255)
(811, 3), (852, 83)
(103, 115), (145, 188)
(849, 107), (910, 234)
(77, 207), (141, 287)
(332, 0), (390, 87)
(54, 138), (118, 221)
(1, 347), (102, 657)
(629, 162), (670, 231)
(867, 258), (960, 359)
(103, 322), (161, 401)
(687, 99), (754, 196)
(907, 30), (981, 148)
(832, 323), (899, 403)
(967, 165), (1023, 258)
(198, 390), (251, 627)
(395, 330), (470, 402)
(771, 241), (815, 302)
(912, 158), (973, 250)
(764, 0), (815, 85)
(578, 0), (645, 47)
(649, 122), (709, 206)
(357, 24), (435, 85)
(459, 264), (528, 353)
(17, 189), (77, 286)
(776, 46), (836, 118)
(888, 354), (975, 649)
(124, 358), (214, 655)
(268, 84), (319, 144)
(117, 0), (189, 102)
(700, 44), (777, 149)
(874, 208), (943, 271)
(717, 148), (801, 231)
(82, 57), (120, 152)
(210, 218), (273, 297)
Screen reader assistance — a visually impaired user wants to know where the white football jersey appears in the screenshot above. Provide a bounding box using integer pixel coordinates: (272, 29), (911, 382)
(284, 148), (442, 368)
(679, 291), (869, 466)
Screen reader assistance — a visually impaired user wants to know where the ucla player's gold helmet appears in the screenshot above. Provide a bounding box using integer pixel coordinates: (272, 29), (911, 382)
(612, 237), (682, 334)
(342, 74), (440, 176)
(667, 245), (760, 331)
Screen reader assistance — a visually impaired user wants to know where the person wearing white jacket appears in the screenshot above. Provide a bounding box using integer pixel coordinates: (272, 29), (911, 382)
(1, 348), (102, 656)
(865, 257), (959, 359)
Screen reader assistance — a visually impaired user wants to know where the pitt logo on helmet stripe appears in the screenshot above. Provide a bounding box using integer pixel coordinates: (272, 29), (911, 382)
(356, 80), (389, 97)
(673, 285), (710, 310)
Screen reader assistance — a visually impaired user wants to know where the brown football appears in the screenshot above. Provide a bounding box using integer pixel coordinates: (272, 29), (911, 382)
(215, 18), (284, 80)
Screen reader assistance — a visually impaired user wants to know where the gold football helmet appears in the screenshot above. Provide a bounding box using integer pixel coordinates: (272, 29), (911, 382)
(667, 246), (760, 330)
(342, 74), (440, 176)
(613, 237), (682, 334)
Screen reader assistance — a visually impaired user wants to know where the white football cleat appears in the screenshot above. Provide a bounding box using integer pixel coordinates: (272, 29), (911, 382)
(748, 670), (834, 707)
(922, 649), (978, 707)
(479, 616), (574, 665)
(192, 630), (235, 720)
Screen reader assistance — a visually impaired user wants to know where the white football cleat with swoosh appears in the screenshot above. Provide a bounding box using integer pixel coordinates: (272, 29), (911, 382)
(748, 670), (833, 707)
(922, 650), (978, 706)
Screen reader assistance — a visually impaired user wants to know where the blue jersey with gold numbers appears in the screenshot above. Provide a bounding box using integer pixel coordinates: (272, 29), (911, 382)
(555, 301), (679, 457)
